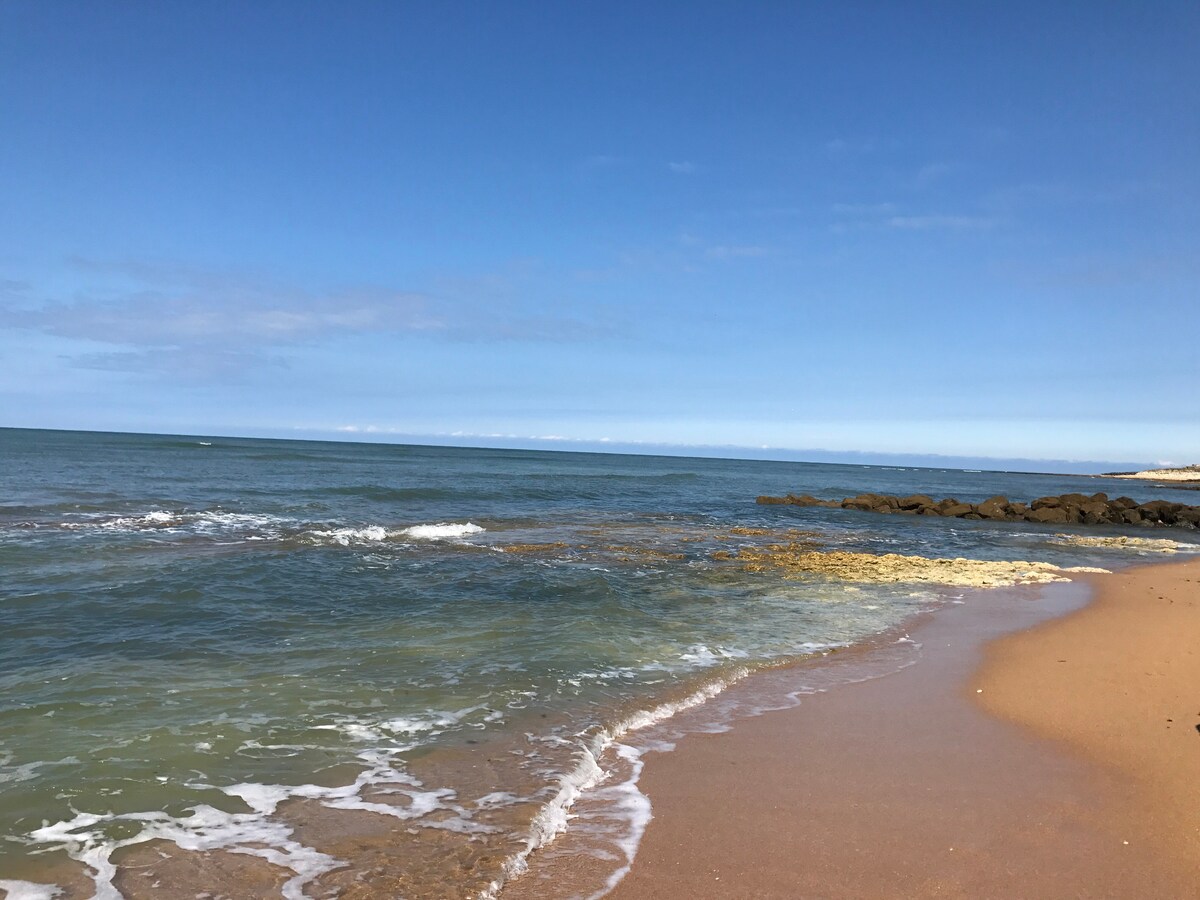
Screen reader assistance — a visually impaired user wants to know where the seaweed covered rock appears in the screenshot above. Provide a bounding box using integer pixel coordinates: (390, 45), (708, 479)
(755, 491), (1200, 529)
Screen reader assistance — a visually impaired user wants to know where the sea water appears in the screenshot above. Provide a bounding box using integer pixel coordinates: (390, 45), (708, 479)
(2, 428), (1197, 899)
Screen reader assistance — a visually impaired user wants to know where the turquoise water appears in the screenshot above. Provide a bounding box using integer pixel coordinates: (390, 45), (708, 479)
(2, 428), (1197, 899)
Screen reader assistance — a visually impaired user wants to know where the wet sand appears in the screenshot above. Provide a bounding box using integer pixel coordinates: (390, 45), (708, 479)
(603, 558), (1200, 899)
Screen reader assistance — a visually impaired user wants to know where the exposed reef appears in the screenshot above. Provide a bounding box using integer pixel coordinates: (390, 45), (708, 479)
(756, 491), (1200, 529)
(714, 544), (1107, 586)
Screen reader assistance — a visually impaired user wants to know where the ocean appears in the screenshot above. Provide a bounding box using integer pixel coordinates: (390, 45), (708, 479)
(2, 428), (1197, 899)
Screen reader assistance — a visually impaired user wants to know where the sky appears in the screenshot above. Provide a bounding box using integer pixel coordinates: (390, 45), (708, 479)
(1, 1), (1197, 470)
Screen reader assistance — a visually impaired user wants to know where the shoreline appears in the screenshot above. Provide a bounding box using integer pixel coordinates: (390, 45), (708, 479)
(577, 557), (1200, 898)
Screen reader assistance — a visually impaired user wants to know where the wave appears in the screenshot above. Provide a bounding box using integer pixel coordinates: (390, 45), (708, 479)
(496, 633), (926, 898)
(302, 522), (485, 546)
(401, 522), (485, 540)
(28, 511), (487, 550)
(480, 671), (746, 899)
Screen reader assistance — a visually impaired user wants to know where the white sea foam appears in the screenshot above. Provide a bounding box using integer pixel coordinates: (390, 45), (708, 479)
(0, 881), (63, 900)
(26, 805), (340, 900)
(481, 671), (748, 899)
(0, 755), (79, 785)
(314, 705), (501, 746)
(303, 522), (484, 547)
(400, 522), (485, 541)
(21, 747), (491, 900)
(191, 511), (293, 535)
(483, 635), (913, 899)
(306, 525), (392, 546)
(60, 510), (180, 530)
(56, 509), (294, 540)
(678, 644), (749, 666)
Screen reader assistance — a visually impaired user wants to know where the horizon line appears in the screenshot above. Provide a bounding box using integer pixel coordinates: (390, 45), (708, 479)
(0, 424), (1156, 475)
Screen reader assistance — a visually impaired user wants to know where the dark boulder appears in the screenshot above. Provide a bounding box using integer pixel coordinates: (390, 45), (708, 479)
(1121, 507), (1144, 525)
(941, 502), (974, 517)
(1027, 507), (1069, 524)
(976, 496), (1010, 519)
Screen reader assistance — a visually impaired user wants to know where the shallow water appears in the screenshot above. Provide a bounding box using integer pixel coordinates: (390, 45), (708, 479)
(2, 428), (1197, 898)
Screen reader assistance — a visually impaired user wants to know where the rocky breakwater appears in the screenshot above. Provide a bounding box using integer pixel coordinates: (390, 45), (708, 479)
(755, 491), (1200, 529)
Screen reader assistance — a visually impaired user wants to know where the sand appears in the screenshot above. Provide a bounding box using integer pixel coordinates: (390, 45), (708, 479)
(974, 556), (1200, 879)
(599, 558), (1200, 899)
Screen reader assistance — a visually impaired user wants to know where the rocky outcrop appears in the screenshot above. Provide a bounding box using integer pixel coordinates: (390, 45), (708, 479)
(754, 491), (1200, 529)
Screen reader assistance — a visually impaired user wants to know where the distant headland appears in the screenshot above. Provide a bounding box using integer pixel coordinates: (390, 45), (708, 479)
(1103, 464), (1200, 483)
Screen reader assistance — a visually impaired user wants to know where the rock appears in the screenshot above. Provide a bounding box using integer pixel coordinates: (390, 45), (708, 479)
(1027, 507), (1069, 524)
(1140, 499), (1183, 517)
(941, 502), (974, 517)
(754, 490), (1199, 530)
(788, 494), (826, 506)
(976, 496), (1010, 519)
(1177, 508), (1200, 527)
(842, 496), (880, 511)
(1121, 507), (1144, 525)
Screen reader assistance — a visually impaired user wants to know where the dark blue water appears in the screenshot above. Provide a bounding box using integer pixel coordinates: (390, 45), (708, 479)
(2, 428), (1196, 899)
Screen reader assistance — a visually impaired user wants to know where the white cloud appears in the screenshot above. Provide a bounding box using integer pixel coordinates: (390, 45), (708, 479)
(0, 258), (616, 376)
(667, 161), (700, 174)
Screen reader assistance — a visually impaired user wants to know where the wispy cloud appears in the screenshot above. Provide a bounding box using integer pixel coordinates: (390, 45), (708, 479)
(667, 160), (700, 174)
(675, 233), (770, 262)
(73, 347), (287, 379)
(887, 214), (996, 230)
(0, 278), (30, 297)
(830, 204), (995, 232)
(0, 258), (615, 377)
(3, 279), (438, 347)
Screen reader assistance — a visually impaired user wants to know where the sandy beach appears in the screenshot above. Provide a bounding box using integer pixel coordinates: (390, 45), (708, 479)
(601, 557), (1200, 899)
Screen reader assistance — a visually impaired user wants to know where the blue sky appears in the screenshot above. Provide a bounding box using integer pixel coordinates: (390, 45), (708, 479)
(2, 2), (1197, 469)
